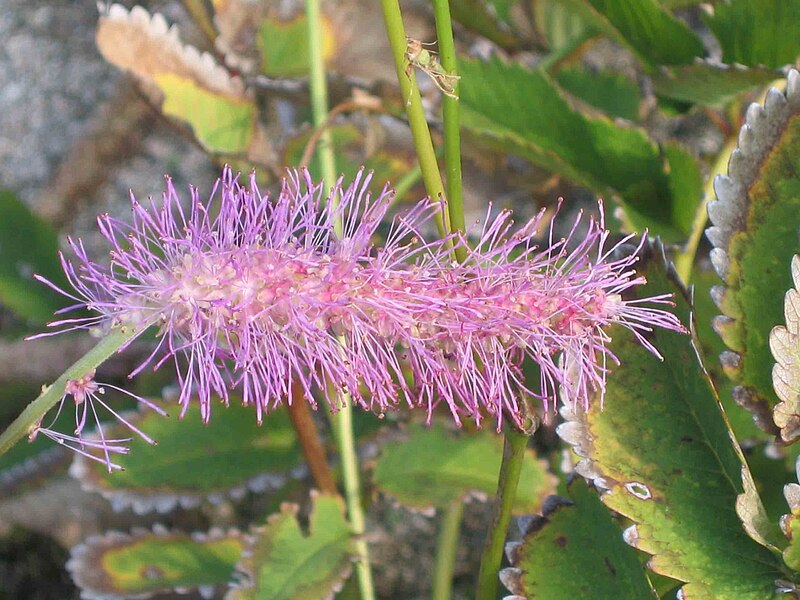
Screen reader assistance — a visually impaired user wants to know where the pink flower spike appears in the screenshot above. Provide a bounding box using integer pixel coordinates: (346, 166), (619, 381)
(34, 167), (685, 431)
(28, 370), (163, 472)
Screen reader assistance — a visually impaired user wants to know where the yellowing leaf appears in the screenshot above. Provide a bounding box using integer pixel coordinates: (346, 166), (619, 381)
(155, 73), (256, 154)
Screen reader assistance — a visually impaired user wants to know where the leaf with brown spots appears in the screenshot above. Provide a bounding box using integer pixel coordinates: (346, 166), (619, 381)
(557, 242), (788, 599)
(67, 526), (245, 599)
(500, 479), (656, 599)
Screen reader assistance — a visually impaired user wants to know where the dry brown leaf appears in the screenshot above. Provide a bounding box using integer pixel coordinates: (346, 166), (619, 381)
(96, 3), (246, 103)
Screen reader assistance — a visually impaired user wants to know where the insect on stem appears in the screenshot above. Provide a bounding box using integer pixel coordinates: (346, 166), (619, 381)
(404, 37), (460, 103)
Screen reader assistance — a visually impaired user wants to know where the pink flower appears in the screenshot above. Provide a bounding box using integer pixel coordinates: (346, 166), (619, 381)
(28, 370), (167, 471)
(34, 168), (684, 430)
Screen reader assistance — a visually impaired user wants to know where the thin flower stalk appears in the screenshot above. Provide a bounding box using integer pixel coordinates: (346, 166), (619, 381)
(34, 168), (684, 430)
(28, 369), (167, 471)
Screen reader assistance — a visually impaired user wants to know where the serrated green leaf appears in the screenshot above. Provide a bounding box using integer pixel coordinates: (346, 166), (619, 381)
(68, 527), (244, 597)
(559, 247), (787, 598)
(230, 493), (354, 600)
(692, 267), (763, 440)
(257, 14), (334, 77)
(772, 256), (800, 442)
(373, 423), (556, 512)
(559, 0), (704, 67)
(705, 77), (800, 435)
(502, 479), (656, 599)
(703, 0), (800, 69)
(154, 73), (256, 154)
(459, 58), (701, 240)
(76, 401), (301, 508)
(554, 67), (641, 120)
(0, 191), (70, 322)
(653, 62), (780, 106)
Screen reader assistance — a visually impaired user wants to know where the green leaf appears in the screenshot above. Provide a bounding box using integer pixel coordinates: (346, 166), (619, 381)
(0, 380), (70, 499)
(67, 526), (244, 598)
(257, 14), (333, 77)
(557, 244), (787, 598)
(372, 423), (557, 512)
(559, 0), (705, 67)
(155, 73), (256, 154)
(703, 0), (800, 69)
(459, 58), (701, 240)
(72, 401), (302, 513)
(744, 444), (797, 528)
(705, 72), (800, 434)
(659, 0), (706, 7)
(653, 62), (781, 107)
(450, 0), (527, 49)
(500, 479), (656, 599)
(533, 0), (594, 53)
(554, 67), (641, 120)
(783, 513), (800, 572)
(692, 266), (763, 440)
(0, 191), (70, 322)
(771, 256), (800, 442)
(230, 493), (355, 600)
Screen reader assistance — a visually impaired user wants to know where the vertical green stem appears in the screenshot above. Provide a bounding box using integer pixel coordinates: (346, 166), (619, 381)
(429, 8), (467, 597)
(432, 0), (466, 257)
(432, 500), (464, 600)
(305, 0), (337, 198)
(305, 3), (375, 599)
(379, 0), (450, 238)
(476, 427), (528, 600)
(336, 394), (375, 599)
(0, 327), (140, 457)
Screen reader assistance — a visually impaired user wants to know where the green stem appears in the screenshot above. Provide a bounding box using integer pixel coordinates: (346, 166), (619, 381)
(379, 0), (449, 238)
(673, 133), (738, 285)
(305, 0), (337, 197)
(432, 0), (466, 262)
(337, 394), (375, 599)
(305, 3), (375, 599)
(0, 327), (139, 457)
(476, 426), (528, 600)
(432, 500), (464, 600)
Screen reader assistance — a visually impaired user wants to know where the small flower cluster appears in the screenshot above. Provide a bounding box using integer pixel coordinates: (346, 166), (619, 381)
(35, 168), (683, 439)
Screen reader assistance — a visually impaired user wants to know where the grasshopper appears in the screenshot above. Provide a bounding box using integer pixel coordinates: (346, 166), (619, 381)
(404, 37), (460, 101)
